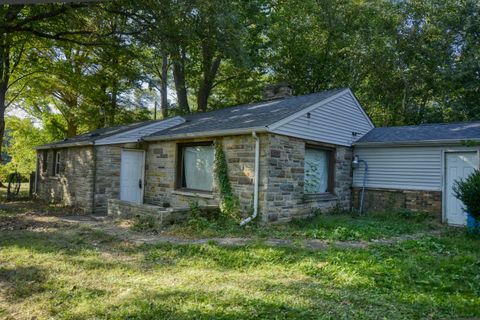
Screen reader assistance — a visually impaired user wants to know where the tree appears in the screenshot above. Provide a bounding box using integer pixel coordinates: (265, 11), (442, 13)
(1, 116), (52, 180)
(0, 2), (105, 159)
(117, 0), (268, 113)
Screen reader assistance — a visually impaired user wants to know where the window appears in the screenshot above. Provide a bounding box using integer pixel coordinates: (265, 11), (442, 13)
(42, 150), (48, 173)
(176, 142), (214, 191)
(53, 150), (61, 176)
(304, 147), (334, 194)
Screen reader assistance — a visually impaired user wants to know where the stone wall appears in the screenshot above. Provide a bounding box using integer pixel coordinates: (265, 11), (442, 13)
(36, 146), (94, 213)
(144, 135), (269, 216)
(93, 145), (122, 214)
(263, 134), (353, 223)
(351, 187), (442, 220)
(36, 133), (353, 223)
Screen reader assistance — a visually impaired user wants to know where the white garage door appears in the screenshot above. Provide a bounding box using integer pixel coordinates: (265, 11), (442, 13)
(120, 150), (145, 204)
(445, 152), (479, 226)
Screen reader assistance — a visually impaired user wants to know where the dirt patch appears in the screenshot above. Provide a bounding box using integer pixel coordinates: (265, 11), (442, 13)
(0, 214), (71, 232)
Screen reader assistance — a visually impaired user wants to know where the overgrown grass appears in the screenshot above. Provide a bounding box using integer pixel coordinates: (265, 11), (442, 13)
(139, 210), (441, 241)
(0, 182), (30, 201)
(0, 221), (478, 319)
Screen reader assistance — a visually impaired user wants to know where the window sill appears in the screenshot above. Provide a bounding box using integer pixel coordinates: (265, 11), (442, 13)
(47, 176), (60, 180)
(172, 190), (214, 199)
(302, 193), (337, 203)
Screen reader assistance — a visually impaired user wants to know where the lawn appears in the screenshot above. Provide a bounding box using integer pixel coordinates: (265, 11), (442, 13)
(0, 206), (479, 319)
(139, 210), (442, 241)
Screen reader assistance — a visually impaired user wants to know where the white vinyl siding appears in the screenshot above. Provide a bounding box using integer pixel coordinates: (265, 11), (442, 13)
(271, 91), (374, 146)
(353, 145), (480, 191)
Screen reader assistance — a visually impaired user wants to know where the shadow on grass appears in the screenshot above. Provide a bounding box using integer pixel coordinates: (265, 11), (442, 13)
(0, 222), (478, 319)
(0, 265), (47, 300)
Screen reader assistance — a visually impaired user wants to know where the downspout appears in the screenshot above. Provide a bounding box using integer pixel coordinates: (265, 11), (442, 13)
(91, 144), (97, 215)
(240, 131), (260, 226)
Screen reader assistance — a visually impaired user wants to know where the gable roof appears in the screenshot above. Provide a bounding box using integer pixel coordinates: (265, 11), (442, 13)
(36, 120), (159, 149)
(37, 88), (365, 149)
(145, 88), (349, 139)
(95, 116), (185, 146)
(355, 121), (480, 145)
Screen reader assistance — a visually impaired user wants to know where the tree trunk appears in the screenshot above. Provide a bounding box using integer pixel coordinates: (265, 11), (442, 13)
(108, 82), (117, 126)
(66, 122), (77, 137)
(0, 86), (6, 163)
(197, 47), (221, 112)
(172, 48), (189, 113)
(160, 53), (169, 118)
(0, 32), (11, 163)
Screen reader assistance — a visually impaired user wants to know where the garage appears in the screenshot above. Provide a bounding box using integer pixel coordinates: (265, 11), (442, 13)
(352, 121), (480, 226)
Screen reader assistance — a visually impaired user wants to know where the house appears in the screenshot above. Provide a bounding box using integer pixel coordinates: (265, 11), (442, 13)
(352, 122), (480, 226)
(35, 86), (374, 223)
(35, 84), (480, 226)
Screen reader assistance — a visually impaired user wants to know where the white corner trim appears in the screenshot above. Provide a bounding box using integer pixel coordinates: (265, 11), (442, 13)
(267, 89), (349, 131)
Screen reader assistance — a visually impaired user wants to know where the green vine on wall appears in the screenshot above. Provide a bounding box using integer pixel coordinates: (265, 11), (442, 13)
(214, 140), (240, 219)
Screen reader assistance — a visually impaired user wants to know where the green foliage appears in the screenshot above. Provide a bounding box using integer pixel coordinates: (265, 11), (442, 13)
(394, 208), (432, 222)
(453, 170), (480, 220)
(131, 215), (161, 233)
(213, 141), (240, 219)
(0, 117), (51, 180)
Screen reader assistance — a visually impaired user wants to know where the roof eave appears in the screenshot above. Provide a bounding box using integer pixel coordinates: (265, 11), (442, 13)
(353, 138), (480, 147)
(35, 141), (94, 150)
(143, 127), (269, 142)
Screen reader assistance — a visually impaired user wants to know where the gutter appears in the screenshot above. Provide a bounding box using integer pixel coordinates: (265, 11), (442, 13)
(240, 131), (260, 226)
(353, 138), (480, 147)
(142, 127), (268, 142)
(35, 141), (93, 150)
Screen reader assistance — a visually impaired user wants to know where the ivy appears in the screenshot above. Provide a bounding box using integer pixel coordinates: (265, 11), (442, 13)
(214, 140), (240, 219)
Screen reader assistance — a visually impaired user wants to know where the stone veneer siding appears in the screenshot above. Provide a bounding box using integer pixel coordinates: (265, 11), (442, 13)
(144, 133), (352, 224)
(37, 133), (353, 223)
(351, 187), (442, 220)
(36, 146), (94, 213)
(263, 134), (353, 223)
(144, 135), (269, 215)
(37, 143), (143, 214)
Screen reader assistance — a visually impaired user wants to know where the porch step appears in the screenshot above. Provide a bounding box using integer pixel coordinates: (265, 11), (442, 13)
(106, 199), (218, 226)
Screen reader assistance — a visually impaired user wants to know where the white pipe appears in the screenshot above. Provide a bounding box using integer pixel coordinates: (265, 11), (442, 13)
(240, 131), (260, 226)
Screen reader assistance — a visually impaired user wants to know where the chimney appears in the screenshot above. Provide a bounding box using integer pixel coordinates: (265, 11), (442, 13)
(262, 83), (293, 100)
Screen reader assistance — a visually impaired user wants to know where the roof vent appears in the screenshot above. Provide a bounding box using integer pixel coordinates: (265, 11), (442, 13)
(262, 83), (293, 101)
(89, 132), (100, 137)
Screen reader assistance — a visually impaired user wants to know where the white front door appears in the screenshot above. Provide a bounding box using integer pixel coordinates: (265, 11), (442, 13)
(445, 152), (479, 226)
(120, 150), (145, 204)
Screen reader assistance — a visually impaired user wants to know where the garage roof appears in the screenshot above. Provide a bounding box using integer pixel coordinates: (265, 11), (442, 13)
(355, 121), (480, 145)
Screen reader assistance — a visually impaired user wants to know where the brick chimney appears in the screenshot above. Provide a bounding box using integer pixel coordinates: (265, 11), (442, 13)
(262, 83), (293, 100)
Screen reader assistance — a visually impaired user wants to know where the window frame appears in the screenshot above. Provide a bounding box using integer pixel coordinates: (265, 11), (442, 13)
(304, 145), (336, 195)
(175, 141), (215, 193)
(53, 150), (61, 176)
(42, 150), (48, 173)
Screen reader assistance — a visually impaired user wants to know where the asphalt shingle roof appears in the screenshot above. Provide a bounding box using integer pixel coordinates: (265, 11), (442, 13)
(38, 88), (347, 148)
(355, 121), (480, 144)
(148, 88), (347, 137)
(39, 120), (157, 149)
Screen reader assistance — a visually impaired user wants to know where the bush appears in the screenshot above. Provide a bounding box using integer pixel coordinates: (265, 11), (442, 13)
(453, 169), (480, 220)
(395, 208), (431, 222)
(131, 215), (160, 233)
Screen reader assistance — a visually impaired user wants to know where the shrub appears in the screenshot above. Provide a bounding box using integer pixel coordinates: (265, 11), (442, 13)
(131, 215), (160, 233)
(395, 208), (431, 222)
(453, 169), (480, 220)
